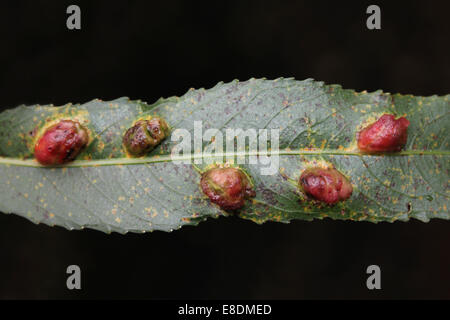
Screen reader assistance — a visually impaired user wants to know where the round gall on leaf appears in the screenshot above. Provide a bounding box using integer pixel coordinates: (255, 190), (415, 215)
(200, 167), (256, 211)
(299, 167), (353, 205)
(357, 114), (410, 153)
(34, 120), (88, 165)
(123, 118), (169, 156)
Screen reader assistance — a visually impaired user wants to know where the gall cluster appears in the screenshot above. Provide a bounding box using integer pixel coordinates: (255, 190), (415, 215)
(32, 111), (409, 210)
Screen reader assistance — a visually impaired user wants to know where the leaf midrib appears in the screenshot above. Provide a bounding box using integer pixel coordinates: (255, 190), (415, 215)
(0, 149), (448, 168)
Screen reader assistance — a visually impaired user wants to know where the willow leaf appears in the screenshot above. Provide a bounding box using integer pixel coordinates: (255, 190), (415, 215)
(0, 78), (448, 233)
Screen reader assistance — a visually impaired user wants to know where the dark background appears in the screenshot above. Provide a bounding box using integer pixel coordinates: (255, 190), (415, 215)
(0, 0), (449, 299)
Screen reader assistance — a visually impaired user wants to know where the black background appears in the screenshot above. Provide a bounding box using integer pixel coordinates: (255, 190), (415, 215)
(0, 0), (449, 299)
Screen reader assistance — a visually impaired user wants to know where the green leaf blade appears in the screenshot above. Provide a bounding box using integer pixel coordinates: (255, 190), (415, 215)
(0, 78), (448, 233)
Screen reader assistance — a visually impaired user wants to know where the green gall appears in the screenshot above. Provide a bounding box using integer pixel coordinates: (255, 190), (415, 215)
(123, 118), (169, 156)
